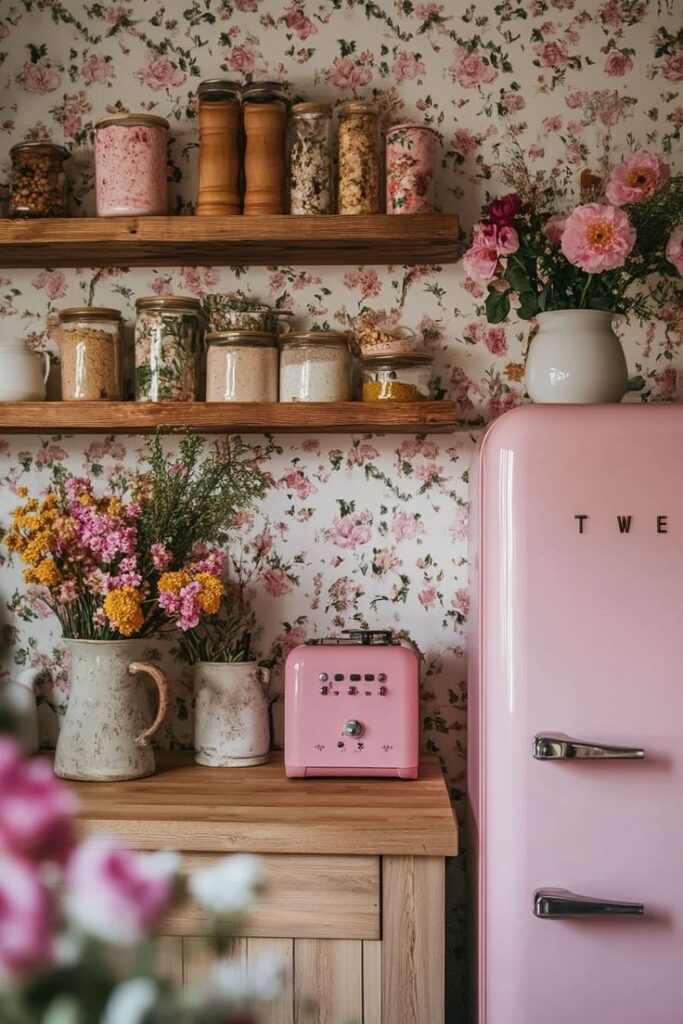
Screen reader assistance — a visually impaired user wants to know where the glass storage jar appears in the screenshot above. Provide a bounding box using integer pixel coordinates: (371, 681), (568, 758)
(56, 307), (123, 401)
(338, 101), (380, 215)
(9, 142), (69, 218)
(95, 114), (168, 217)
(288, 103), (332, 215)
(196, 79), (242, 216)
(280, 332), (352, 402)
(206, 331), (278, 402)
(385, 123), (438, 214)
(134, 296), (204, 402)
(361, 353), (433, 402)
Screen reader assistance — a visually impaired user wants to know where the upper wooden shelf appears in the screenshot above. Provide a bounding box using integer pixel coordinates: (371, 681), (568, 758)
(0, 400), (458, 434)
(0, 214), (461, 268)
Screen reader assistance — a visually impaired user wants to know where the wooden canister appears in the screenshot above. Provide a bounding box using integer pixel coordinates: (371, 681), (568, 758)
(243, 83), (287, 215)
(196, 80), (241, 216)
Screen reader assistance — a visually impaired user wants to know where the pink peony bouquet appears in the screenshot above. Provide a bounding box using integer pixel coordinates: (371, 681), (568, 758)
(464, 149), (683, 323)
(0, 735), (279, 1023)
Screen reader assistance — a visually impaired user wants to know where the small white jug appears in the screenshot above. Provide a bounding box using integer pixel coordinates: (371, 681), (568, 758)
(0, 340), (50, 402)
(0, 668), (41, 754)
(194, 662), (270, 767)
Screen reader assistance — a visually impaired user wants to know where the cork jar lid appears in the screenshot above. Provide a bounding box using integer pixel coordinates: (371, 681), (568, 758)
(291, 102), (332, 117)
(198, 79), (242, 101)
(338, 100), (377, 117)
(361, 353), (433, 368)
(10, 141), (70, 160)
(206, 330), (278, 347)
(242, 81), (287, 103)
(58, 306), (122, 321)
(135, 295), (203, 314)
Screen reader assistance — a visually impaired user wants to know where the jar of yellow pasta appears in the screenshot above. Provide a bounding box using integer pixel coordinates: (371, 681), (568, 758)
(361, 353), (433, 402)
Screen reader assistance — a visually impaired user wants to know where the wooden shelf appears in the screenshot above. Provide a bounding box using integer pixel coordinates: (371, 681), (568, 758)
(0, 214), (461, 268)
(0, 400), (458, 434)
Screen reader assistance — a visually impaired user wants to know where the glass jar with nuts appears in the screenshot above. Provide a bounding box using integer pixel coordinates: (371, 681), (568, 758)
(9, 142), (69, 218)
(337, 101), (380, 215)
(361, 353), (433, 402)
(57, 307), (123, 401)
(288, 103), (333, 215)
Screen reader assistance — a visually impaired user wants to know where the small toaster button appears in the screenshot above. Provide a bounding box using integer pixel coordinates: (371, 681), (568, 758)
(378, 685), (387, 696)
(334, 673), (344, 682)
(350, 673), (361, 681)
(337, 741), (344, 748)
(364, 674), (375, 682)
(319, 673), (329, 682)
(347, 685), (357, 695)
(320, 685), (328, 695)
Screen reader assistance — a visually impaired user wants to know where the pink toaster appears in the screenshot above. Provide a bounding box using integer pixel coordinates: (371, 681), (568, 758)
(284, 629), (419, 779)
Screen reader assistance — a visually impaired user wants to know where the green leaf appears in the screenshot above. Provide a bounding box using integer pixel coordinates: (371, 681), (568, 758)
(517, 291), (540, 320)
(537, 282), (551, 312)
(485, 287), (510, 324)
(507, 264), (532, 295)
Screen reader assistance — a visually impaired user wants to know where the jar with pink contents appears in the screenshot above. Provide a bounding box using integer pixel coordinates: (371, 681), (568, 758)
(385, 123), (439, 215)
(95, 113), (168, 217)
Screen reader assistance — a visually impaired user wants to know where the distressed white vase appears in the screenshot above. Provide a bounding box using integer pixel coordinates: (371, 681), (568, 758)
(525, 309), (628, 404)
(54, 639), (170, 782)
(193, 662), (270, 768)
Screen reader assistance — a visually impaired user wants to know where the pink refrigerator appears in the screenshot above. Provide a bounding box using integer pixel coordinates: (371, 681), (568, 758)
(469, 405), (683, 1023)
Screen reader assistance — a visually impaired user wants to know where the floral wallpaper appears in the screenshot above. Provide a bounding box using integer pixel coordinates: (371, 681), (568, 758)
(0, 0), (681, 1016)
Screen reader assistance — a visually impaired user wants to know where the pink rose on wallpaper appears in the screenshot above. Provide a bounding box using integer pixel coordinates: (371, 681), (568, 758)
(606, 151), (669, 205)
(392, 50), (426, 82)
(234, 0), (259, 9)
(373, 547), (402, 572)
(31, 270), (66, 300)
(500, 91), (525, 113)
(666, 226), (683, 276)
(180, 266), (219, 296)
(452, 588), (470, 616)
(561, 203), (636, 272)
(282, 468), (317, 499)
(604, 50), (632, 76)
(136, 52), (187, 91)
(485, 326), (507, 355)
(655, 365), (678, 397)
(343, 269), (381, 299)
(416, 2), (443, 17)
(662, 48), (683, 83)
(0, 21), (10, 40)
(347, 443), (379, 467)
(328, 515), (372, 549)
(57, 92), (92, 138)
(419, 585), (437, 608)
(103, 4), (131, 23)
(450, 507), (469, 543)
(0, 854), (54, 978)
(536, 41), (568, 67)
(254, 530), (274, 557)
(328, 55), (373, 90)
(449, 46), (497, 89)
(391, 512), (423, 541)
(17, 59), (61, 94)
(261, 568), (294, 597)
(228, 44), (257, 72)
(543, 115), (563, 131)
(451, 128), (478, 157)
(284, 3), (317, 40)
(81, 53), (114, 84)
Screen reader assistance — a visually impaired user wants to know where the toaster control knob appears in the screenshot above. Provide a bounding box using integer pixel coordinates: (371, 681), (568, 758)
(378, 673), (387, 682)
(344, 719), (364, 738)
(319, 673), (329, 682)
(378, 685), (386, 696)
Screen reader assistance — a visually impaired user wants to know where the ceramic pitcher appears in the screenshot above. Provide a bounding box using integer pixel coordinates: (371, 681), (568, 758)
(54, 639), (170, 782)
(194, 661), (270, 768)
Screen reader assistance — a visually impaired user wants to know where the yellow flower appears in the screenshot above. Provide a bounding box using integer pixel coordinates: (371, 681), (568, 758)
(21, 530), (54, 566)
(195, 572), (225, 615)
(78, 493), (93, 507)
(15, 486), (28, 498)
(107, 497), (123, 517)
(32, 559), (61, 588)
(103, 587), (144, 638)
(158, 571), (191, 596)
(505, 361), (525, 383)
(5, 529), (26, 553)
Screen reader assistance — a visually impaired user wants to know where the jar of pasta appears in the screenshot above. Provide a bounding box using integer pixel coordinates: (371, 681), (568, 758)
(337, 101), (380, 215)
(280, 332), (351, 402)
(288, 103), (332, 215)
(206, 331), (278, 402)
(57, 307), (123, 401)
(134, 296), (204, 402)
(385, 123), (438, 214)
(361, 353), (433, 402)
(95, 114), (168, 217)
(9, 142), (69, 218)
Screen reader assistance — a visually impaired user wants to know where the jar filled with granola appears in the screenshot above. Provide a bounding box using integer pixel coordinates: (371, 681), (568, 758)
(95, 114), (168, 217)
(361, 353), (433, 402)
(385, 123), (438, 214)
(337, 101), (380, 215)
(280, 332), (351, 402)
(134, 296), (204, 402)
(206, 331), (278, 402)
(9, 143), (69, 218)
(57, 307), (123, 401)
(288, 103), (332, 215)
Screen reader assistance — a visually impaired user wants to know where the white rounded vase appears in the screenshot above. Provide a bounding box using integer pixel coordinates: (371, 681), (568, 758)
(194, 661), (270, 768)
(525, 309), (628, 404)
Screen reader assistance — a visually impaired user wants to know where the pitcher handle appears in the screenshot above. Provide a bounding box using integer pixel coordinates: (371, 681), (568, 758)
(129, 661), (170, 748)
(258, 666), (270, 690)
(41, 351), (51, 384)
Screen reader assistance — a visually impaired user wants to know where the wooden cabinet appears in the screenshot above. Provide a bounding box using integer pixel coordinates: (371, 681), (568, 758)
(71, 753), (458, 1024)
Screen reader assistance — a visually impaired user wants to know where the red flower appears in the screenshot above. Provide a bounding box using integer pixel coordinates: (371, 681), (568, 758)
(487, 193), (521, 226)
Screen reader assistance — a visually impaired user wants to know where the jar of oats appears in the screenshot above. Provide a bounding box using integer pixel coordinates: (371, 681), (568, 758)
(57, 307), (123, 401)
(288, 103), (332, 215)
(361, 353), (433, 402)
(280, 332), (351, 402)
(95, 113), (168, 217)
(9, 143), (69, 218)
(206, 331), (278, 402)
(134, 296), (204, 402)
(337, 101), (380, 215)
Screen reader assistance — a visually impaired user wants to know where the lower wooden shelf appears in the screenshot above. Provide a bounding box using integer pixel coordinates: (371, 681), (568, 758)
(0, 400), (458, 434)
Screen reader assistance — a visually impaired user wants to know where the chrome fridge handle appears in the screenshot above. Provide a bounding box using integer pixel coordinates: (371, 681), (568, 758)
(534, 889), (644, 919)
(533, 734), (644, 761)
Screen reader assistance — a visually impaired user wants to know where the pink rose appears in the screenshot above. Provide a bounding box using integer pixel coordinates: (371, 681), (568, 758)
(451, 128), (478, 157)
(228, 44), (257, 72)
(418, 585), (437, 608)
(66, 837), (177, 945)
(392, 50), (425, 82)
(329, 516), (372, 549)
(561, 203), (636, 273)
(282, 468), (317, 499)
(136, 52), (187, 91)
(606, 151), (670, 205)
(328, 55), (373, 90)
(81, 53), (114, 84)
(604, 50), (633, 76)
(31, 269), (67, 300)
(543, 213), (567, 243)
(485, 326), (507, 354)
(666, 226), (683, 276)
(284, 4), (317, 39)
(103, 4), (130, 23)
(496, 225), (519, 255)
(17, 60), (61, 94)
(662, 48), (683, 83)
(343, 269), (381, 299)
(452, 588), (470, 616)
(0, 854), (54, 978)
(487, 193), (520, 227)
(449, 46), (498, 89)
(537, 41), (567, 67)
(261, 568), (294, 597)
(0, 739), (76, 866)
(391, 511), (423, 541)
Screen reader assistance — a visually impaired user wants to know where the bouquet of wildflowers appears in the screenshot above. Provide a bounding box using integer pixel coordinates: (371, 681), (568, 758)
(0, 735), (280, 1023)
(4, 435), (265, 642)
(464, 148), (683, 323)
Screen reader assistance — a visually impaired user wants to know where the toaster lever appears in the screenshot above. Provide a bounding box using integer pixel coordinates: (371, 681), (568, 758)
(534, 889), (644, 919)
(533, 734), (644, 760)
(342, 629), (394, 645)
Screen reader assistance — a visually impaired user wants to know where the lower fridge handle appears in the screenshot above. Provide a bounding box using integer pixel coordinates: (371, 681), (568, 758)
(534, 888), (644, 918)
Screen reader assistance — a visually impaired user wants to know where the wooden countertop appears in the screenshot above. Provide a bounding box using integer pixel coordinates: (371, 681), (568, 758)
(70, 752), (458, 857)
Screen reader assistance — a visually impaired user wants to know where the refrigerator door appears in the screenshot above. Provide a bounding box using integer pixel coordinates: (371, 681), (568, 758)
(474, 406), (683, 1024)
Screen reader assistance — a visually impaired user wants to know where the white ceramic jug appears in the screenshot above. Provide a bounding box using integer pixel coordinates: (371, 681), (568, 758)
(0, 340), (50, 402)
(194, 662), (270, 767)
(0, 668), (40, 753)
